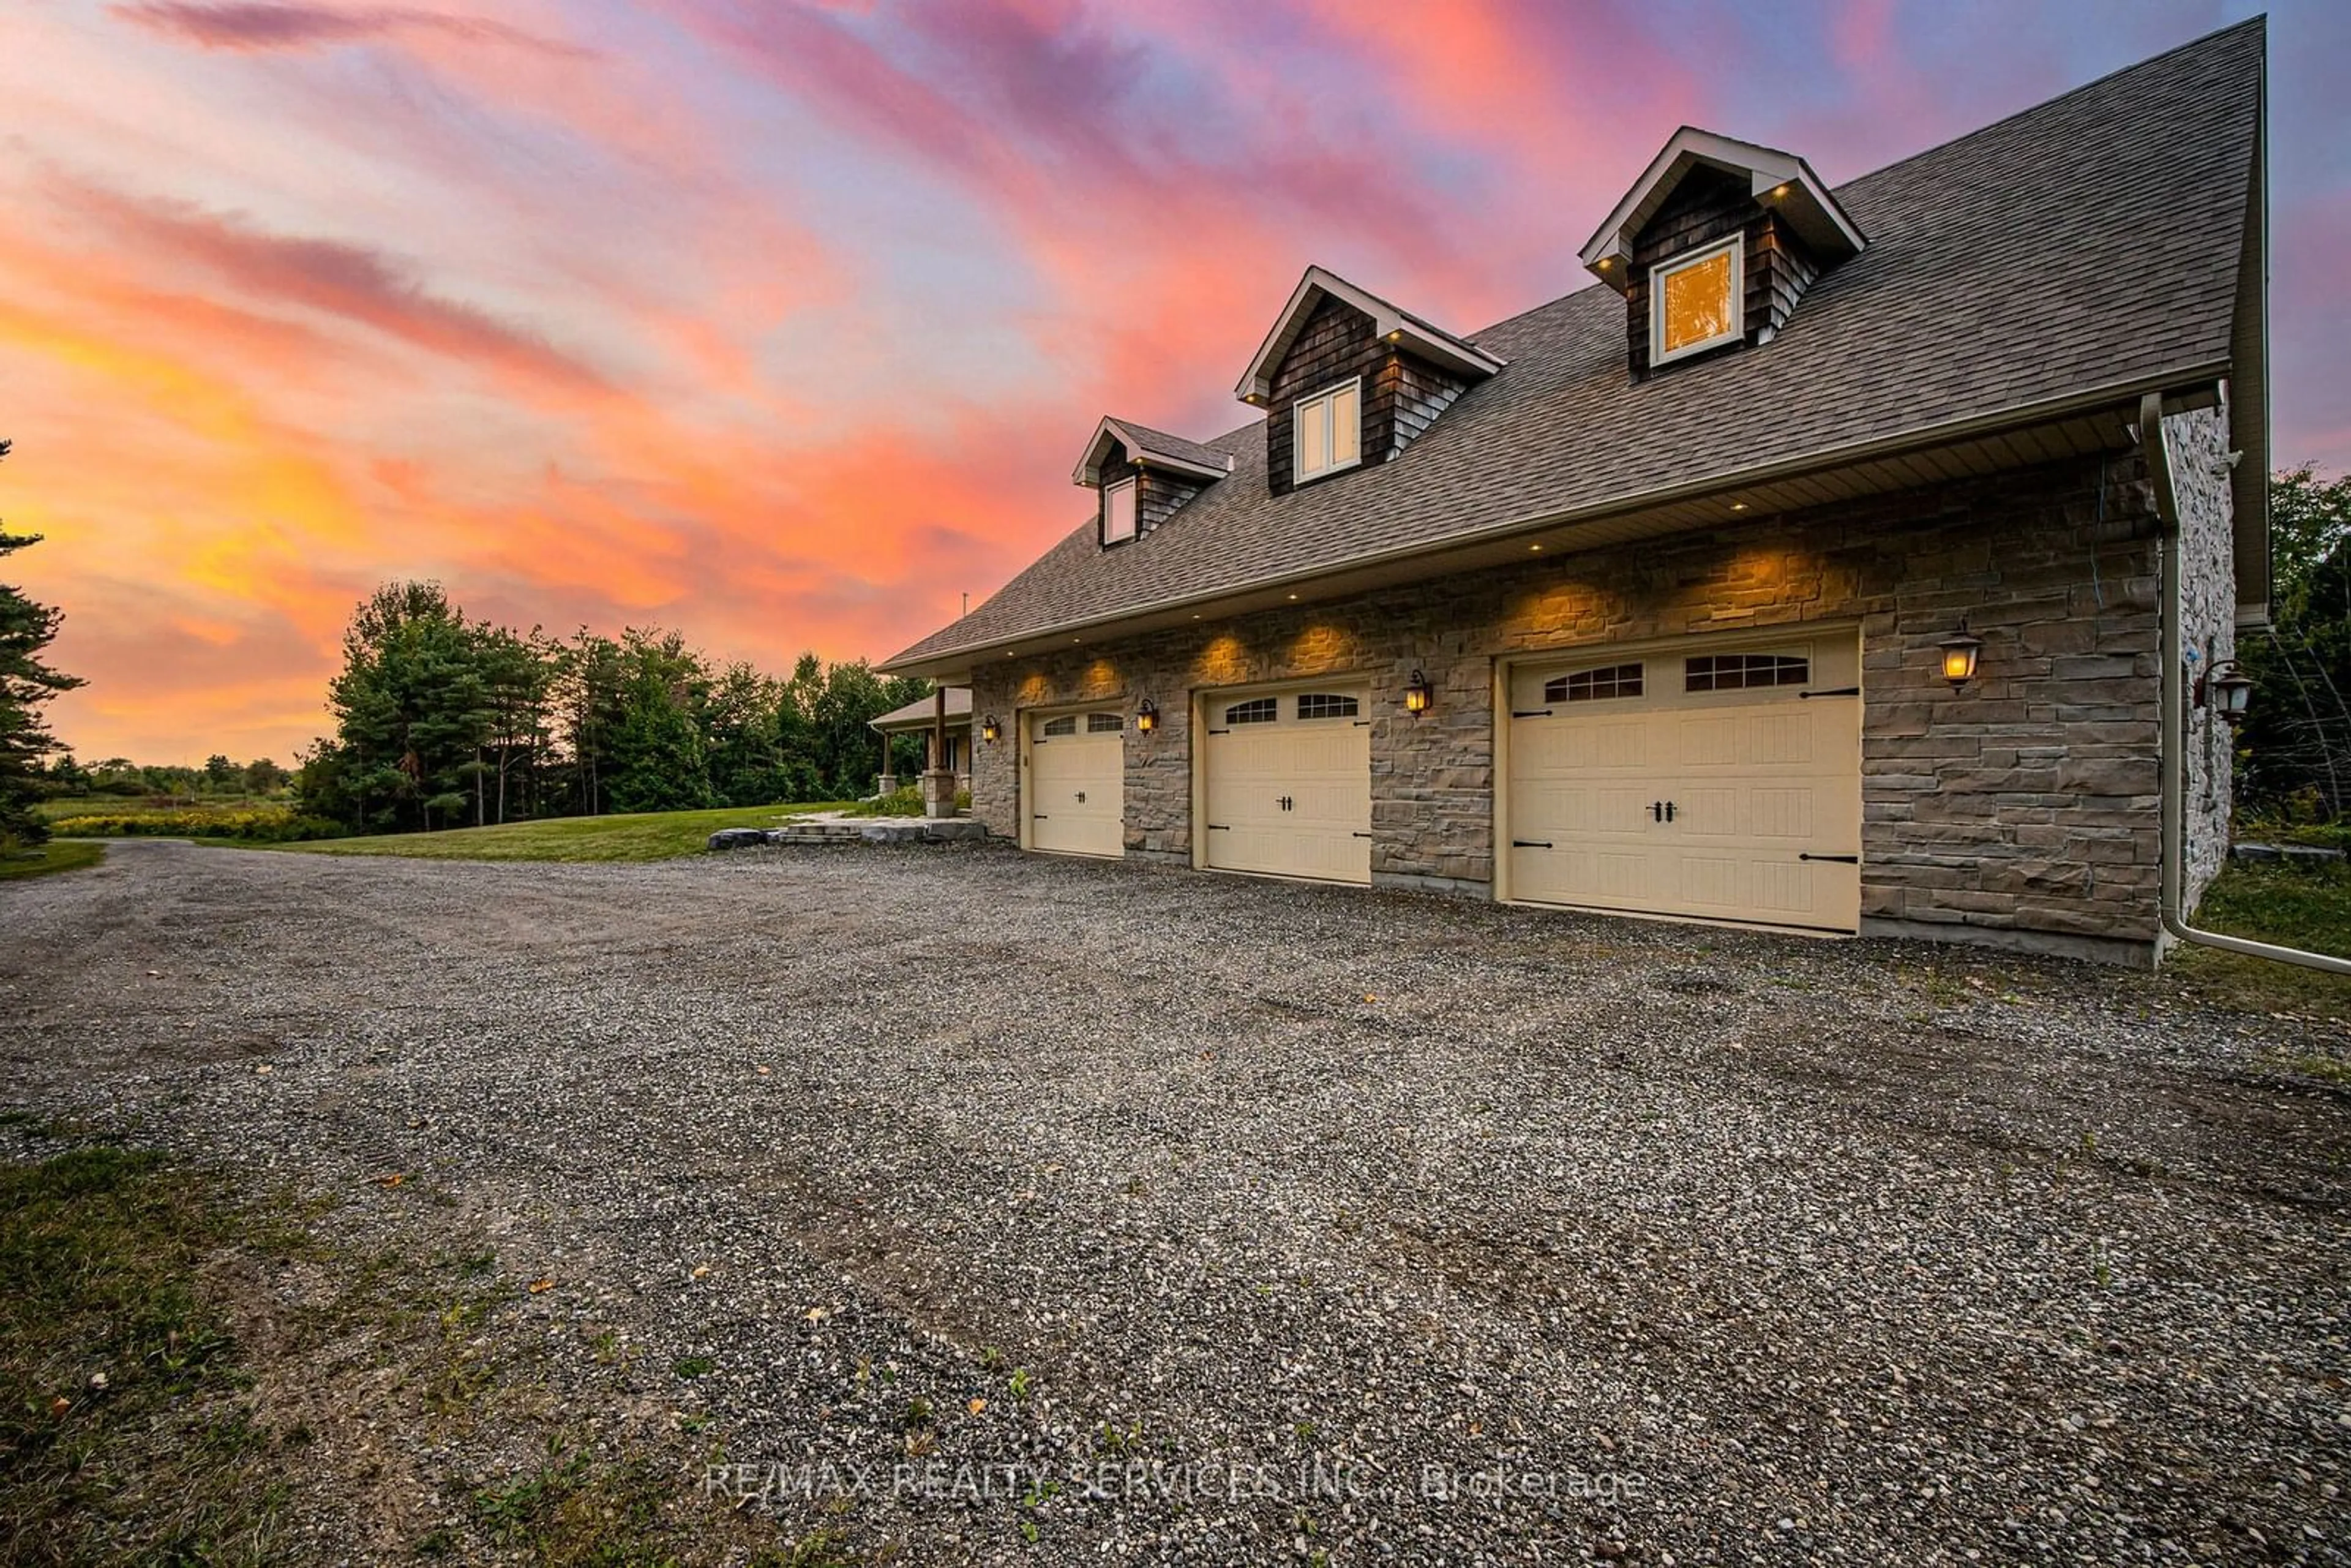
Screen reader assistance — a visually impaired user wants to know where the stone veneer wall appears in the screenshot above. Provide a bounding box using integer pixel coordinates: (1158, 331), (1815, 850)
(2162, 404), (2240, 913)
(968, 452), (2187, 963)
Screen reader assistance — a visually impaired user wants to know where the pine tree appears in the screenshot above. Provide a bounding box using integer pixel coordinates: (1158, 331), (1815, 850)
(0, 441), (85, 852)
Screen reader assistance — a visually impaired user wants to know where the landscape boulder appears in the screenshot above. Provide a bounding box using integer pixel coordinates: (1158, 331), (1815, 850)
(707, 828), (774, 851)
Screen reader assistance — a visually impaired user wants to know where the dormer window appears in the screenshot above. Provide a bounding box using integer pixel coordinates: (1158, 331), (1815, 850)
(1294, 378), (1362, 484)
(1579, 129), (1864, 381)
(1102, 476), (1138, 545)
(1652, 238), (1742, 366)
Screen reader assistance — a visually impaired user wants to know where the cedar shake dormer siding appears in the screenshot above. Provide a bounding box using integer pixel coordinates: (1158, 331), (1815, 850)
(1624, 163), (1825, 380)
(1265, 294), (1471, 497)
(1094, 440), (1207, 542)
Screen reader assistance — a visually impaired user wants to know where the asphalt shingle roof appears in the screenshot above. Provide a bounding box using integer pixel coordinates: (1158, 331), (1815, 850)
(1104, 419), (1229, 473)
(885, 20), (2262, 672)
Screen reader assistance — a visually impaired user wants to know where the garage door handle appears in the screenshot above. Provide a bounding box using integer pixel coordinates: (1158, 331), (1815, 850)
(1074, 791), (1085, 803)
(1511, 708), (1553, 718)
(1799, 686), (1861, 699)
(1799, 852), (1859, 863)
(1512, 838), (1553, 849)
(1651, 801), (1676, 823)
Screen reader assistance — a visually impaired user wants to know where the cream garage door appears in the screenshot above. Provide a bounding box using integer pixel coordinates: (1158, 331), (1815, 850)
(1505, 634), (1862, 931)
(1026, 710), (1125, 858)
(1200, 686), (1371, 885)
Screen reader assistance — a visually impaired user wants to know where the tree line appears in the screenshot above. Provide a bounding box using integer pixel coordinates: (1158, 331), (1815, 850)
(2237, 465), (2351, 822)
(294, 582), (933, 834)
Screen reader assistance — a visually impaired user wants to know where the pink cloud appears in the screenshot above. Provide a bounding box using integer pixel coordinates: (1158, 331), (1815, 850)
(112, 2), (591, 58)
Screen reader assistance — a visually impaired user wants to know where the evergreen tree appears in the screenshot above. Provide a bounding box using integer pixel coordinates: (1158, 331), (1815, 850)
(0, 441), (84, 851)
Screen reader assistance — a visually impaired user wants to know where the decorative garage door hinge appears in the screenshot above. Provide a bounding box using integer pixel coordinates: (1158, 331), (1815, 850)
(1352, 831), (1374, 839)
(1206, 823), (1231, 830)
(1798, 687), (1861, 699)
(1798, 852), (1859, 863)
(1513, 838), (1554, 849)
(1511, 708), (1554, 719)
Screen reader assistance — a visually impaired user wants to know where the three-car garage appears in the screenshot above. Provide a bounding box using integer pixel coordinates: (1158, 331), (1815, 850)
(1014, 628), (1861, 934)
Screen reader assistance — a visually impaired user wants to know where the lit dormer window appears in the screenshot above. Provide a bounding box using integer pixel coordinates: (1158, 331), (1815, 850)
(1102, 476), (1138, 544)
(1293, 378), (1362, 483)
(1651, 238), (1742, 366)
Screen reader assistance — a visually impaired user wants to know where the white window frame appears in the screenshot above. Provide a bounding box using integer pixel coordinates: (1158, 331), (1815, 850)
(1649, 236), (1744, 367)
(1291, 376), (1363, 484)
(1101, 476), (1138, 544)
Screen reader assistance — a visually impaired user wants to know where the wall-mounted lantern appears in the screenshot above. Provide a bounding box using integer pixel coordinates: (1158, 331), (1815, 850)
(981, 715), (1002, 744)
(1936, 618), (1984, 690)
(1404, 669), (1434, 715)
(1135, 698), (1159, 735)
(2195, 660), (2254, 726)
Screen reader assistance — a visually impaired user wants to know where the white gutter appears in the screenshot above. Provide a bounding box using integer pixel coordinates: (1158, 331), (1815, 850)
(2144, 391), (2351, 974)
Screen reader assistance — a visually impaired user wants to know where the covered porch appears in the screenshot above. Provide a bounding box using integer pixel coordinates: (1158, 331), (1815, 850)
(869, 686), (973, 797)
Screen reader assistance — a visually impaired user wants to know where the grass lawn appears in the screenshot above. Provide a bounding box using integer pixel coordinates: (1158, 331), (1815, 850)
(0, 840), (105, 882)
(0, 1130), (806, 1563)
(2175, 860), (2351, 1029)
(264, 801), (852, 864)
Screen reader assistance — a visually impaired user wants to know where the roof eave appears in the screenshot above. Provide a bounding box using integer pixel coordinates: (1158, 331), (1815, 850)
(879, 361), (2230, 678)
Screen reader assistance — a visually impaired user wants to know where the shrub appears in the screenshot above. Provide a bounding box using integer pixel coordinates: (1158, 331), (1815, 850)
(48, 805), (346, 842)
(846, 786), (925, 819)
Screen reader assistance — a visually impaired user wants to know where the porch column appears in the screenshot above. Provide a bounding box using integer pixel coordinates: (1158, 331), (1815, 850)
(920, 686), (959, 818)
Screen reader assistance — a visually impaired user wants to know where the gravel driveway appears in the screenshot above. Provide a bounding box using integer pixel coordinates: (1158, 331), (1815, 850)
(4, 839), (2347, 1565)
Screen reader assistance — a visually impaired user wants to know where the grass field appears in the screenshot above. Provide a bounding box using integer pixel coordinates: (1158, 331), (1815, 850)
(267, 801), (850, 863)
(34, 794), (278, 823)
(0, 841), (105, 882)
(2176, 860), (2351, 1025)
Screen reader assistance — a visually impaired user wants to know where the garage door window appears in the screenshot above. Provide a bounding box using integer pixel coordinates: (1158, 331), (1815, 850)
(1041, 715), (1078, 736)
(1086, 712), (1125, 733)
(1686, 653), (1808, 692)
(1224, 697), (1278, 725)
(1544, 664), (1644, 703)
(1295, 692), (1360, 720)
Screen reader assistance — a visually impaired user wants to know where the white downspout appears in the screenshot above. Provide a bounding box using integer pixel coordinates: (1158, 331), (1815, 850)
(2144, 392), (2351, 974)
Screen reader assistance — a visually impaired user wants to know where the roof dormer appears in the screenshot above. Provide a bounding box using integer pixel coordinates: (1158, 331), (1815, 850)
(1235, 266), (1503, 497)
(1578, 129), (1864, 380)
(1072, 416), (1231, 548)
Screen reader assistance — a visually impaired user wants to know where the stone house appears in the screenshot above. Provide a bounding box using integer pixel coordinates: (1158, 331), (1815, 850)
(881, 21), (2270, 966)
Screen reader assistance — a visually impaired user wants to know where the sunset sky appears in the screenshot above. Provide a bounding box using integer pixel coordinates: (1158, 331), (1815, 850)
(4, 1), (2342, 765)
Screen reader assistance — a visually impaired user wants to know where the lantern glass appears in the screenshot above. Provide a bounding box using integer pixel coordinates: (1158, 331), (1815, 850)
(1935, 620), (1982, 689)
(2213, 664), (2254, 721)
(1404, 669), (1433, 715)
(1136, 699), (1158, 734)
(981, 716), (1001, 744)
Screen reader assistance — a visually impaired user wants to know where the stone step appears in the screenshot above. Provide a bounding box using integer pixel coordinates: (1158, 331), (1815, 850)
(2231, 841), (2345, 866)
(711, 820), (989, 852)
